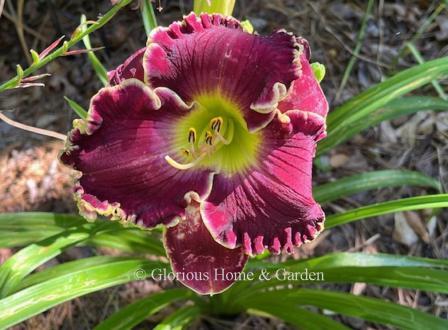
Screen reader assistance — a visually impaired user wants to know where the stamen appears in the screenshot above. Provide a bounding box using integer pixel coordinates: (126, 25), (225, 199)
(205, 130), (213, 145)
(210, 116), (223, 132)
(168, 116), (236, 171)
(180, 148), (191, 157)
(215, 119), (234, 145)
(188, 128), (196, 144)
(164, 154), (205, 170)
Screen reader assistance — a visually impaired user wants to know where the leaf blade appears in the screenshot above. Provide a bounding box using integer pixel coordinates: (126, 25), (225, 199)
(328, 57), (448, 128)
(15, 256), (124, 292)
(64, 96), (88, 119)
(325, 194), (448, 228)
(318, 96), (448, 154)
(238, 253), (448, 300)
(0, 259), (166, 329)
(318, 56), (448, 155)
(95, 289), (191, 330)
(314, 170), (441, 204)
(248, 303), (350, 330)
(0, 225), (98, 297)
(153, 305), (201, 330)
(241, 289), (448, 330)
(0, 212), (165, 255)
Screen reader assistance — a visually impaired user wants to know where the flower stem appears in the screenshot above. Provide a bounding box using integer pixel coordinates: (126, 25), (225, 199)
(0, 112), (66, 140)
(141, 0), (158, 37)
(0, 0), (132, 93)
(193, 0), (236, 16)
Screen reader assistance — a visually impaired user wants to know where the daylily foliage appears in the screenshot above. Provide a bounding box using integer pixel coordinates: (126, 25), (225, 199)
(60, 13), (328, 294)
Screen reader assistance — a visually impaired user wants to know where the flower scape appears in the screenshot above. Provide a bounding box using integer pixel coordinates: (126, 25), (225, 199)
(60, 12), (329, 295)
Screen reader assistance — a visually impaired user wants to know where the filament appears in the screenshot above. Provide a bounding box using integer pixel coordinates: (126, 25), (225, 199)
(164, 153), (206, 170)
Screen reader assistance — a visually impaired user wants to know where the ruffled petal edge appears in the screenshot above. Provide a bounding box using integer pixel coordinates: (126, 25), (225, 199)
(60, 79), (214, 228)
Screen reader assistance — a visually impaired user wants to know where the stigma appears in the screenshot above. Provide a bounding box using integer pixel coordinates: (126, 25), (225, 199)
(165, 116), (234, 171)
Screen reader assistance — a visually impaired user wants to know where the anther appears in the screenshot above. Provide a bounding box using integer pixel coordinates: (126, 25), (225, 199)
(205, 130), (213, 145)
(215, 119), (234, 145)
(188, 128), (196, 144)
(210, 117), (223, 132)
(180, 148), (191, 157)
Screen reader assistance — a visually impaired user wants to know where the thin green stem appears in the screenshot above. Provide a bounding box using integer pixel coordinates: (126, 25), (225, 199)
(0, 0), (132, 92)
(193, 0), (236, 16)
(141, 0), (158, 37)
(0, 0), (5, 19)
(406, 42), (447, 100)
(393, 3), (446, 67)
(335, 0), (374, 102)
(81, 14), (109, 86)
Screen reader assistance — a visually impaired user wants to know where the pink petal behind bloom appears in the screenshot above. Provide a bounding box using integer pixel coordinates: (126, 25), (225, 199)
(60, 80), (213, 227)
(165, 202), (248, 295)
(278, 53), (329, 121)
(108, 48), (146, 85)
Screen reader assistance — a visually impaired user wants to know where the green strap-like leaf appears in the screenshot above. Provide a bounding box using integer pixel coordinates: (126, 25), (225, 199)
(233, 253), (448, 303)
(0, 258), (166, 329)
(0, 224), (105, 298)
(153, 305), (201, 330)
(315, 267), (448, 293)
(0, 212), (165, 255)
(279, 252), (448, 270)
(314, 170), (441, 204)
(248, 302), (350, 330)
(370, 96), (448, 122)
(95, 289), (191, 330)
(318, 96), (448, 154)
(0, 213), (80, 248)
(326, 194), (448, 228)
(318, 56), (448, 155)
(89, 229), (165, 255)
(328, 57), (448, 129)
(15, 256), (124, 292)
(0, 212), (83, 228)
(244, 267), (448, 295)
(240, 289), (448, 330)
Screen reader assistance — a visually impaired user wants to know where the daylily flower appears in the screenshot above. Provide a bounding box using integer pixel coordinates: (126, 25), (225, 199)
(60, 13), (328, 295)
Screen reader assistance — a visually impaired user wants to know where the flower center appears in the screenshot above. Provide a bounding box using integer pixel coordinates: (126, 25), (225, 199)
(165, 115), (235, 170)
(165, 93), (260, 175)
